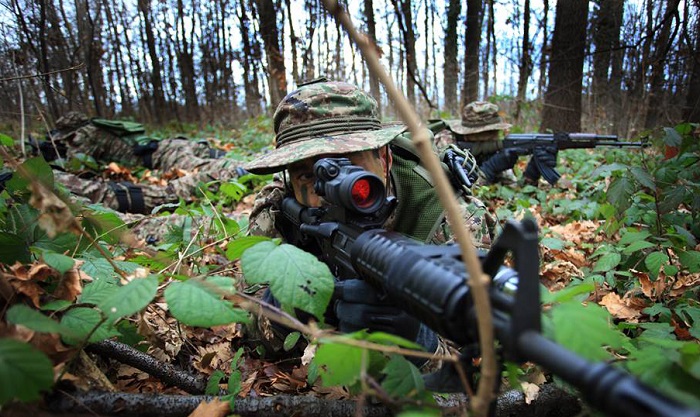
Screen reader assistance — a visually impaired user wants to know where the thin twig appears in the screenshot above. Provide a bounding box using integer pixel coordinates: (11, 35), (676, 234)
(318, 2), (498, 416)
(0, 63), (86, 83)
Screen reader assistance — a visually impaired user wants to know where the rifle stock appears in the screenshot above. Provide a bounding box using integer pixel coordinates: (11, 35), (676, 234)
(278, 157), (699, 417)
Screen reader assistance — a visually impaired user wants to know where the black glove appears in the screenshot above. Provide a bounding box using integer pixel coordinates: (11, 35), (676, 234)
(523, 146), (559, 184)
(334, 279), (421, 342)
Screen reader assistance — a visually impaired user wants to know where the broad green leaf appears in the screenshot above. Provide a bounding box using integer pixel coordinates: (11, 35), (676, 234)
(284, 332), (301, 351)
(366, 332), (424, 350)
(663, 127), (683, 147)
(80, 256), (117, 281)
(676, 305), (700, 340)
(0, 133), (14, 146)
(6, 304), (70, 335)
(679, 251), (700, 273)
(313, 341), (364, 387)
(164, 278), (250, 327)
(645, 251), (669, 278)
(630, 167), (656, 190)
(607, 176), (635, 212)
(0, 339), (54, 405)
(241, 242), (334, 321)
(42, 251), (75, 274)
(0, 232), (30, 263)
(228, 370), (242, 396)
(206, 370), (226, 395)
(82, 209), (127, 244)
(622, 240), (656, 255)
(231, 347), (245, 367)
(542, 282), (595, 304)
(659, 186), (687, 213)
(40, 300), (72, 312)
(79, 279), (119, 304)
(15, 157), (54, 189)
(60, 307), (120, 344)
(98, 275), (158, 320)
(381, 355), (424, 397)
(619, 230), (652, 246)
(643, 304), (672, 321)
(593, 252), (621, 272)
(226, 235), (271, 261)
(220, 182), (247, 201)
(550, 301), (623, 361)
(540, 237), (565, 250)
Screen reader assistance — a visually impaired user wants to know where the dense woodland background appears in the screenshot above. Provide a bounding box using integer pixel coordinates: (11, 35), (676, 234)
(0, 0), (699, 138)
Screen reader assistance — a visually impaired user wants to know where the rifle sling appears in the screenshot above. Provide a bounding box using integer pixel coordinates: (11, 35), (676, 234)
(109, 182), (146, 214)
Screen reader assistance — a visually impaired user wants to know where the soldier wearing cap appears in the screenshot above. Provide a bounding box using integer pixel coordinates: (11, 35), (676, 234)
(244, 79), (494, 369)
(436, 101), (557, 185)
(44, 111), (245, 213)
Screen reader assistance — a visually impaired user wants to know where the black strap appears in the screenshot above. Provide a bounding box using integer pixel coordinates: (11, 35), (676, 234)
(109, 181), (146, 214)
(132, 140), (159, 169)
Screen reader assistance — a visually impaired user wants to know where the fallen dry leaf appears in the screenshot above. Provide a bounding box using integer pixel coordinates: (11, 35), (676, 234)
(30, 182), (79, 238)
(599, 292), (643, 322)
(52, 267), (83, 301)
(521, 382), (540, 404)
(633, 269), (668, 300)
(670, 272), (700, 297)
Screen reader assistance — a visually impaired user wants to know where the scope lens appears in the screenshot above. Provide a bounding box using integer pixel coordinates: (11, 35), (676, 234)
(351, 178), (375, 208)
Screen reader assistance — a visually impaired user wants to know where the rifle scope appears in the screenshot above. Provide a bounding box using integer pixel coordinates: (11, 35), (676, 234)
(313, 158), (386, 214)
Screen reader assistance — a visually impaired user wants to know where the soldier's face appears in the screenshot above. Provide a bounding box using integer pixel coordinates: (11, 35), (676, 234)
(287, 147), (392, 207)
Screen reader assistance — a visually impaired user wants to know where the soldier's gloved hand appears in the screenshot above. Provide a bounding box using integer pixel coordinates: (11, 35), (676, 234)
(334, 279), (421, 342)
(533, 146), (558, 169)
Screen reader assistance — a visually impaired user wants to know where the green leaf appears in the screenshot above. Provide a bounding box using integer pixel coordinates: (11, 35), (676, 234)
(644, 304), (672, 321)
(0, 339), (54, 405)
(645, 251), (669, 278)
(40, 300), (72, 312)
(79, 279), (119, 304)
(98, 275), (158, 321)
(82, 210), (127, 244)
(313, 341), (365, 387)
(0, 133), (14, 146)
(540, 237), (565, 250)
(284, 332), (301, 351)
(622, 240), (656, 255)
(6, 304), (70, 335)
(550, 301), (623, 361)
(607, 176), (635, 212)
(619, 230), (652, 246)
(206, 370), (225, 395)
(365, 332), (424, 350)
(80, 256), (117, 281)
(0, 232), (30, 263)
(228, 370), (242, 396)
(663, 127), (683, 147)
(593, 252), (622, 272)
(542, 282), (595, 304)
(630, 167), (656, 190)
(241, 242), (334, 322)
(164, 278), (250, 327)
(679, 251), (700, 273)
(220, 182), (247, 201)
(60, 307), (120, 344)
(225, 236), (271, 261)
(42, 251), (75, 274)
(15, 157), (54, 189)
(659, 186), (687, 213)
(381, 355), (424, 397)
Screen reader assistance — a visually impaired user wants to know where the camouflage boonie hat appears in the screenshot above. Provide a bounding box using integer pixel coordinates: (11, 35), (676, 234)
(55, 111), (90, 130)
(245, 79), (405, 174)
(447, 101), (511, 135)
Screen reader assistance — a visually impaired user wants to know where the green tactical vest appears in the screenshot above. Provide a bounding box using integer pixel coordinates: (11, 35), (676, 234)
(388, 134), (446, 243)
(91, 118), (156, 146)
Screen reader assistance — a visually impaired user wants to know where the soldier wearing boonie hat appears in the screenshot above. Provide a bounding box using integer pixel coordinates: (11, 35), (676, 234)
(446, 101), (512, 138)
(245, 79), (495, 371)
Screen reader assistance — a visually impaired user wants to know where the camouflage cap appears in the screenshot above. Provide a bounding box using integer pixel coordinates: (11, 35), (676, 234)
(55, 111), (90, 130)
(446, 101), (511, 135)
(245, 79), (404, 174)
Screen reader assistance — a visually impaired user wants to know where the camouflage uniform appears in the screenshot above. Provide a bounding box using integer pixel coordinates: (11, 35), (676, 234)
(436, 102), (518, 185)
(48, 112), (243, 213)
(243, 80), (494, 371)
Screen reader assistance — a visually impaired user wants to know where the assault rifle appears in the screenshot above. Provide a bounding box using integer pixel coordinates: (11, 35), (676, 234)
(456, 133), (647, 185)
(279, 157), (699, 417)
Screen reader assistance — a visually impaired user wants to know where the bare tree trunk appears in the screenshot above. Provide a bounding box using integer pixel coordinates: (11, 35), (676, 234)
(176, 0), (199, 121)
(363, 0), (381, 106)
(285, 0), (300, 85)
(515, 0), (531, 124)
(257, 0), (288, 108)
(444, 0), (460, 115)
(644, 0), (681, 128)
(685, 1), (700, 122)
(540, 0), (589, 132)
(462, 0), (483, 105)
(138, 0), (166, 123)
(238, 0), (262, 116)
(37, 0), (60, 121)
(538, 0), (550, 99)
